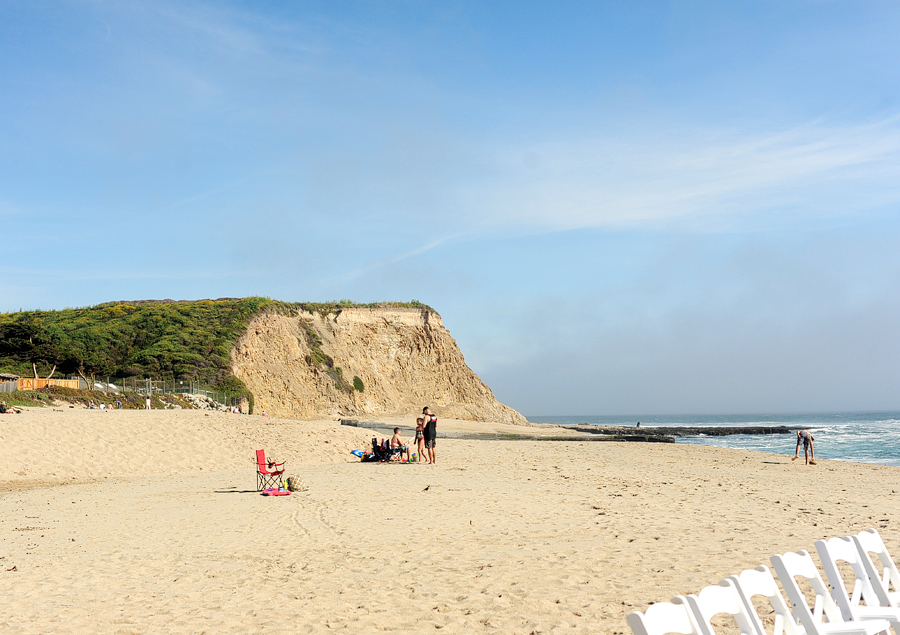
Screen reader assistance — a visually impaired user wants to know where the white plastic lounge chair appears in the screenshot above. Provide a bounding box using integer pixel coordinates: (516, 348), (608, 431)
(853, 529), (900, 609)
(627, 597), (704, 635)
(684, 579), (759, 635)
(815, 537), (900, 632)
(771, 550), (891, 635)
(726, 565), (802, 635)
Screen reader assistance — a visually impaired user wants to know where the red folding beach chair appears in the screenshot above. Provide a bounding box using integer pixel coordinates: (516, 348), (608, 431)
(256, 450), (285, 491)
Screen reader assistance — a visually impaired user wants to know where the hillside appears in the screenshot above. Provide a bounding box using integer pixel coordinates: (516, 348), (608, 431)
(0, 298), (526, 423)
(0, 298), (281, 385)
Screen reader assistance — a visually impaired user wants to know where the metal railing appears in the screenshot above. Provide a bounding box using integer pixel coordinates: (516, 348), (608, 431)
(106, 377), (242, 408)
(3, 375), (245, 408)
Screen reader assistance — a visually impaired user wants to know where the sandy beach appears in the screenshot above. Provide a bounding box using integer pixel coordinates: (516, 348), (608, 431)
(2, 408), (900, 634)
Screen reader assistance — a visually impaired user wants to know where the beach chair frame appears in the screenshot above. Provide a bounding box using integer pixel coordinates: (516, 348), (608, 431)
(627, 597), (704, 635)
(771, 550), (891, 635)
(815, 537), (900, 632)
(256, 450), (285, 491)
(854, 529), (900, 609)
(684, 579), (759, 635)
(726, 565), (801, 635)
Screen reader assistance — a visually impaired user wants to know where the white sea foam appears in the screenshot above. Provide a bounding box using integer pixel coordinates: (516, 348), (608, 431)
(531, 412), (900, 466)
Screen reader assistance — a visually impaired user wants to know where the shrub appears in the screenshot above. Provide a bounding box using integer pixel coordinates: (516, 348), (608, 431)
(216, 375), (254, 414)
(353, 375), (364, 392)
(0, 391), (52, 407)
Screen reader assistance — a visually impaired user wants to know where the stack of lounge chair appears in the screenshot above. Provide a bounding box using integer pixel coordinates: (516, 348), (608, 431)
(627, 528), (900, 635)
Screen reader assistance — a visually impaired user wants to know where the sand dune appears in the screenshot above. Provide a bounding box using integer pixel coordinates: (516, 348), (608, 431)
(1, 407), (899, 633)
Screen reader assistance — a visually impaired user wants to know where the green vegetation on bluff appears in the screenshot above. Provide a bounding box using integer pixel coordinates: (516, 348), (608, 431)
(0, 298), (280, 384)
(0, 297), (433, 387)
(297, 299), (432, 317)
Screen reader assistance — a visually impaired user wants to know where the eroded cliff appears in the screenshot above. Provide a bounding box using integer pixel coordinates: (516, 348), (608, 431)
(230, 307), (527, 424)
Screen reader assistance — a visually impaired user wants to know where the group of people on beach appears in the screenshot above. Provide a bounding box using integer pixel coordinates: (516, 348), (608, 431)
(88, 399), (123, 410)
(390, 406), (438, 464)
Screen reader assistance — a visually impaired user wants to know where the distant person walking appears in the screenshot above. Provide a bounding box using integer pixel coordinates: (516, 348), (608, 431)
(145, 397), (151, 410)
(792, 429), (816, 465)
(422, 406), (437, 465)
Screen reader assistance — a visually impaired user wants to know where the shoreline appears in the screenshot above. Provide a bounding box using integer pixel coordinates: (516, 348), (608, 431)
(1, 407), (897, 490)
(2, 408), (899, 633)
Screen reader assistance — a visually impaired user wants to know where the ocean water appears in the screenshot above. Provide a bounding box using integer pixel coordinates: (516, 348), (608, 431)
(528, 413), (900, 467)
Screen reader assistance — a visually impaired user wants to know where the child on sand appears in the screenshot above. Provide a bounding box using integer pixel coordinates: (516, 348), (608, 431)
(390, 427), (412, 462)
(415, 417), (427, 463)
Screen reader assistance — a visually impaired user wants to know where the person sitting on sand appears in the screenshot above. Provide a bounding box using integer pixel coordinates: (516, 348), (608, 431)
(792, 429), (815, 465)
(390, 427), (412, 462)
(414, 417), (426, 463)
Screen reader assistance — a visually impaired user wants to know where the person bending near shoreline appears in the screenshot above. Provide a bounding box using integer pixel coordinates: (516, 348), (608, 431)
(423, 406), (437, 465)
(792, 429), (815, 465)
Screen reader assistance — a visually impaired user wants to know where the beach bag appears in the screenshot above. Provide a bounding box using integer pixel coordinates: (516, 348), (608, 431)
(285, 475), (308, 492)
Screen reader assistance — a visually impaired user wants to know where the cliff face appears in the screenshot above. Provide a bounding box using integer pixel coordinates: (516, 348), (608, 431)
(229, 307), (527, 424)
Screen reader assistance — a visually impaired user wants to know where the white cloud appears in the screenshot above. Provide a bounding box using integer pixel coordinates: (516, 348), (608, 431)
(456, 116), (900, 233)
(332, 233), (464, 284)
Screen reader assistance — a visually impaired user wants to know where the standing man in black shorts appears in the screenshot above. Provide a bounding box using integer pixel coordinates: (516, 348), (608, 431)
(422, 406), (437, 465)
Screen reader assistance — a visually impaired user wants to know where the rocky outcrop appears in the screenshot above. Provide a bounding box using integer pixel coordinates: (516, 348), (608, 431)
(566, 425), (792, 437)
(229, 307), (527, 424)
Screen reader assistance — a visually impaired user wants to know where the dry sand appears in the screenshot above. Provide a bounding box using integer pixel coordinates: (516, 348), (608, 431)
(1, 407), (899, 634)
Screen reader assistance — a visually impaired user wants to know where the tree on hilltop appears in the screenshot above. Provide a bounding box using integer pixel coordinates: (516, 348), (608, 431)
(0, 320), (67, 379)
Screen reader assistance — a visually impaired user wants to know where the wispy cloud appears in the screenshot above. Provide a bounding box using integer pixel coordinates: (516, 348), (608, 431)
(332, 233), (464, 283)
(145, 179), (243, 216)
(455, 116), (900, 234)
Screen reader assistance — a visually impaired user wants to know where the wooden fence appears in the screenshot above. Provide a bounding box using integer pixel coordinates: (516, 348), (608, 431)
(16, 378), (80, 391)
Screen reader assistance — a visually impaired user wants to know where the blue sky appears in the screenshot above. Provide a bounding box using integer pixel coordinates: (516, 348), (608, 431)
(2, 1), (899, 415)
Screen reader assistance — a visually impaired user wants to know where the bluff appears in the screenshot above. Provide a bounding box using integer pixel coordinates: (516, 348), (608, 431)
(0, 298), (526, 424)
(231, 306), (526, 423)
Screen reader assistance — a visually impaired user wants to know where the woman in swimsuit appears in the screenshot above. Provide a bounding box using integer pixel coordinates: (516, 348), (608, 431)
(415, 417), (426, 463)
